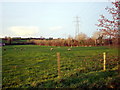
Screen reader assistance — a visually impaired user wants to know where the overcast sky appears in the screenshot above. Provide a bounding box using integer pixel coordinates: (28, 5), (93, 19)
(0, 0), (114, 38)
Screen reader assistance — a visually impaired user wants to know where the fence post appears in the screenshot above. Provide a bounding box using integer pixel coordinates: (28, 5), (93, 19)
(103, 52), (106, 71)
(57, 52), (61, 78)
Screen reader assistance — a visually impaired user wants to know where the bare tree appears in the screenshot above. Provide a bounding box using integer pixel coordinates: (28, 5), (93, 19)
(91, 31), (104, 40)
(75, 32), (87, 41)
(75, 32), (88, 46)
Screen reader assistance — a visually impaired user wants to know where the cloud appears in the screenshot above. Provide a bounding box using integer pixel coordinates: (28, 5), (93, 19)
(9, 26), (39, 36)
(49, 26), (63, 31)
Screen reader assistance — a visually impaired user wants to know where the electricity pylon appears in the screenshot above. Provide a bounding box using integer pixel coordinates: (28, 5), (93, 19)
(74, 16), (80, 39)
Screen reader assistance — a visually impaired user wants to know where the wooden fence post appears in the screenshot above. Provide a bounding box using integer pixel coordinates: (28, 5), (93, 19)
(103, 52), (106, 71)
(57, 52), (61, 78)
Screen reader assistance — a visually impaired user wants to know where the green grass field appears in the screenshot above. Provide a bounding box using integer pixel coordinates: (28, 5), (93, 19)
(2, 45), (120, 88)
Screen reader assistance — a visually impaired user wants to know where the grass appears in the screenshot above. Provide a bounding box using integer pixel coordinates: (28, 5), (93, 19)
(2, 45), (119, 88)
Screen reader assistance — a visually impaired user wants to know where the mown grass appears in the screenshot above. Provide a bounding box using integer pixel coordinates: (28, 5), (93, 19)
(2, 45), (119, 88)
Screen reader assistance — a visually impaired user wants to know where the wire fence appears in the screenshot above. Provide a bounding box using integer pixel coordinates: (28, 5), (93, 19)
(2, 49), (120, 88)
(57, 52), (119, 77)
